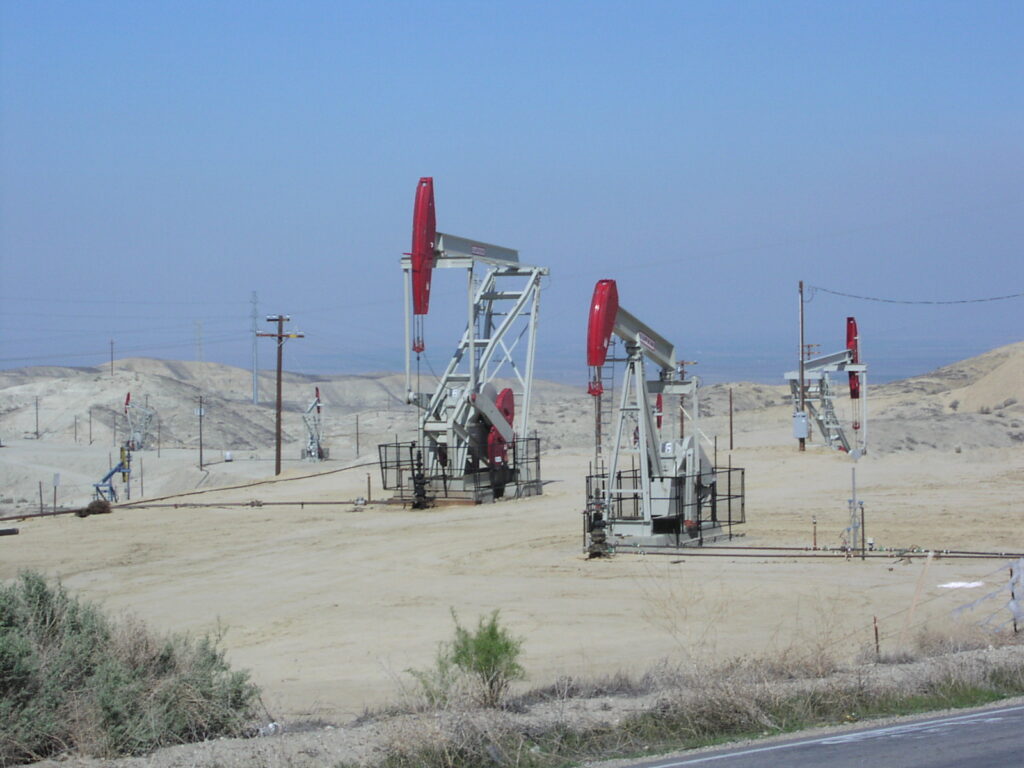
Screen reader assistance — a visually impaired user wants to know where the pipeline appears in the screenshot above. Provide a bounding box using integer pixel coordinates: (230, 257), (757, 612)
(117, 499), (397, 509)
(0, 508), (84, 523)
(611, 548), (1019, 560)
(0, 460), (382, 522)
(640, 544), (1024, 558)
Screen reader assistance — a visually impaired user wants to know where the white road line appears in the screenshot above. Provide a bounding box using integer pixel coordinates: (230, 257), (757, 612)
(643, 704), (1024, 767)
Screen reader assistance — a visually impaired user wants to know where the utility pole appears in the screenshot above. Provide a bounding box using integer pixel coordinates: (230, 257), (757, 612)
(728, 387), (734, 451)
(34, 397), (39, 439)
(110, 339), (114, 377)
(257, 315), (304, 475)
(251, 291), (259, 405)
(197, 395), (205, 470)
(798, 281), (806, 452)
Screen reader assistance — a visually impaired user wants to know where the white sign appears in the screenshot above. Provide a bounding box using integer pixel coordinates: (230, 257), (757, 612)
(52, 473), (60, 488)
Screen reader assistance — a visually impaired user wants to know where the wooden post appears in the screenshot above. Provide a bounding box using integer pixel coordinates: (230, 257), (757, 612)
(898, 551), (934, 649)
(860, 502), (866, 561)
(798, 281), (806, 452)
(38, 481), (43, 514)
(1011, 567), (1019, 635)
(198, 396), (204, 470)
(366, 472), (371, 503)
(873, 615), (881, 658)
(728, 387), (734, 450)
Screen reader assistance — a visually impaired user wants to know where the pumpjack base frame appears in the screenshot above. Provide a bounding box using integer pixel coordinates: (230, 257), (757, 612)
(379, 437), (542, 507)
(605, 525), (741, 551)
(583, 465), (745, 551)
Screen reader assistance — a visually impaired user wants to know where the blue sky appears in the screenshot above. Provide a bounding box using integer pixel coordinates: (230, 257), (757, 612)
(1, 1), (1021, 383)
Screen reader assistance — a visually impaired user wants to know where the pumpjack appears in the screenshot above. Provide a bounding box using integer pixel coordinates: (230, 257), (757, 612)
(302, 387), (328, 460)
(584, 279), (744, 551)
(94, 446), (131, 502)
(92, 392), (147, 502)
(785, 318), (867, 455)
(379, 178), (546, 505)
(124, 392), (156, 450)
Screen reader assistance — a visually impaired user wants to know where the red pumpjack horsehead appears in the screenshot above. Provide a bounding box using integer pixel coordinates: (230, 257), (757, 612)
(409, 177), (436, 353)
(586, 279), (619, 396)
(846, 316), (861, 430)
(586, 278), (664, 440)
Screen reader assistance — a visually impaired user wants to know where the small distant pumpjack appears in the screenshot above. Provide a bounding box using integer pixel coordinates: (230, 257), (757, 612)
(92, 391), (147, 502)
(302, 387), (328, 460)
(124, 392), (156, 450)
(94, 446), (131, 502)
(785, 318), (867, 455)
(583, 279), (745, 551)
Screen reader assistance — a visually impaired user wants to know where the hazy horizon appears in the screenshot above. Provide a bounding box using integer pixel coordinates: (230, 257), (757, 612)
(2, 2), (1021, 385)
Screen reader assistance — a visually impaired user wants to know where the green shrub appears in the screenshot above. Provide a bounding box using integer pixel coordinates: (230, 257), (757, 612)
(0, 571), (259, 764)
(449, 610), (525, 708)
(410, 610), (525, 709)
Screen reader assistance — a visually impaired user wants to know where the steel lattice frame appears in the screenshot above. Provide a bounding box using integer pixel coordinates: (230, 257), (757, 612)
(402, 234), (547, 483)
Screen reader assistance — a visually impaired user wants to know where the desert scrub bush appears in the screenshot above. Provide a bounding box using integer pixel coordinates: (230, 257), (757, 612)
(0, 571), (259, 764)
(410, 610), (525, 709)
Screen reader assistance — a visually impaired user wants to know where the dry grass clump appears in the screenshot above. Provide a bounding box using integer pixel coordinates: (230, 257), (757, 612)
(358, 632), (1024, 768)
(868, 620), (1016, 665)
(0, 571), (260, 765)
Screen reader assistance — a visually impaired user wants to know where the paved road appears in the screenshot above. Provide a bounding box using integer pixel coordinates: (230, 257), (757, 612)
(621, 703), (1024, 768)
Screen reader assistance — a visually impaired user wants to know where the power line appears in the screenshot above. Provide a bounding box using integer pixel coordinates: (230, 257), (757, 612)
(0, 333), (251, 364)
(809, 286), (1024, 305)
(0, 296), (249, 306)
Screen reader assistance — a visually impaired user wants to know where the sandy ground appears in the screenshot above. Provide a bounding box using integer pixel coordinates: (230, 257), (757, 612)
(2, 442), (1021, 723)
(1, 347), (1022, 724)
